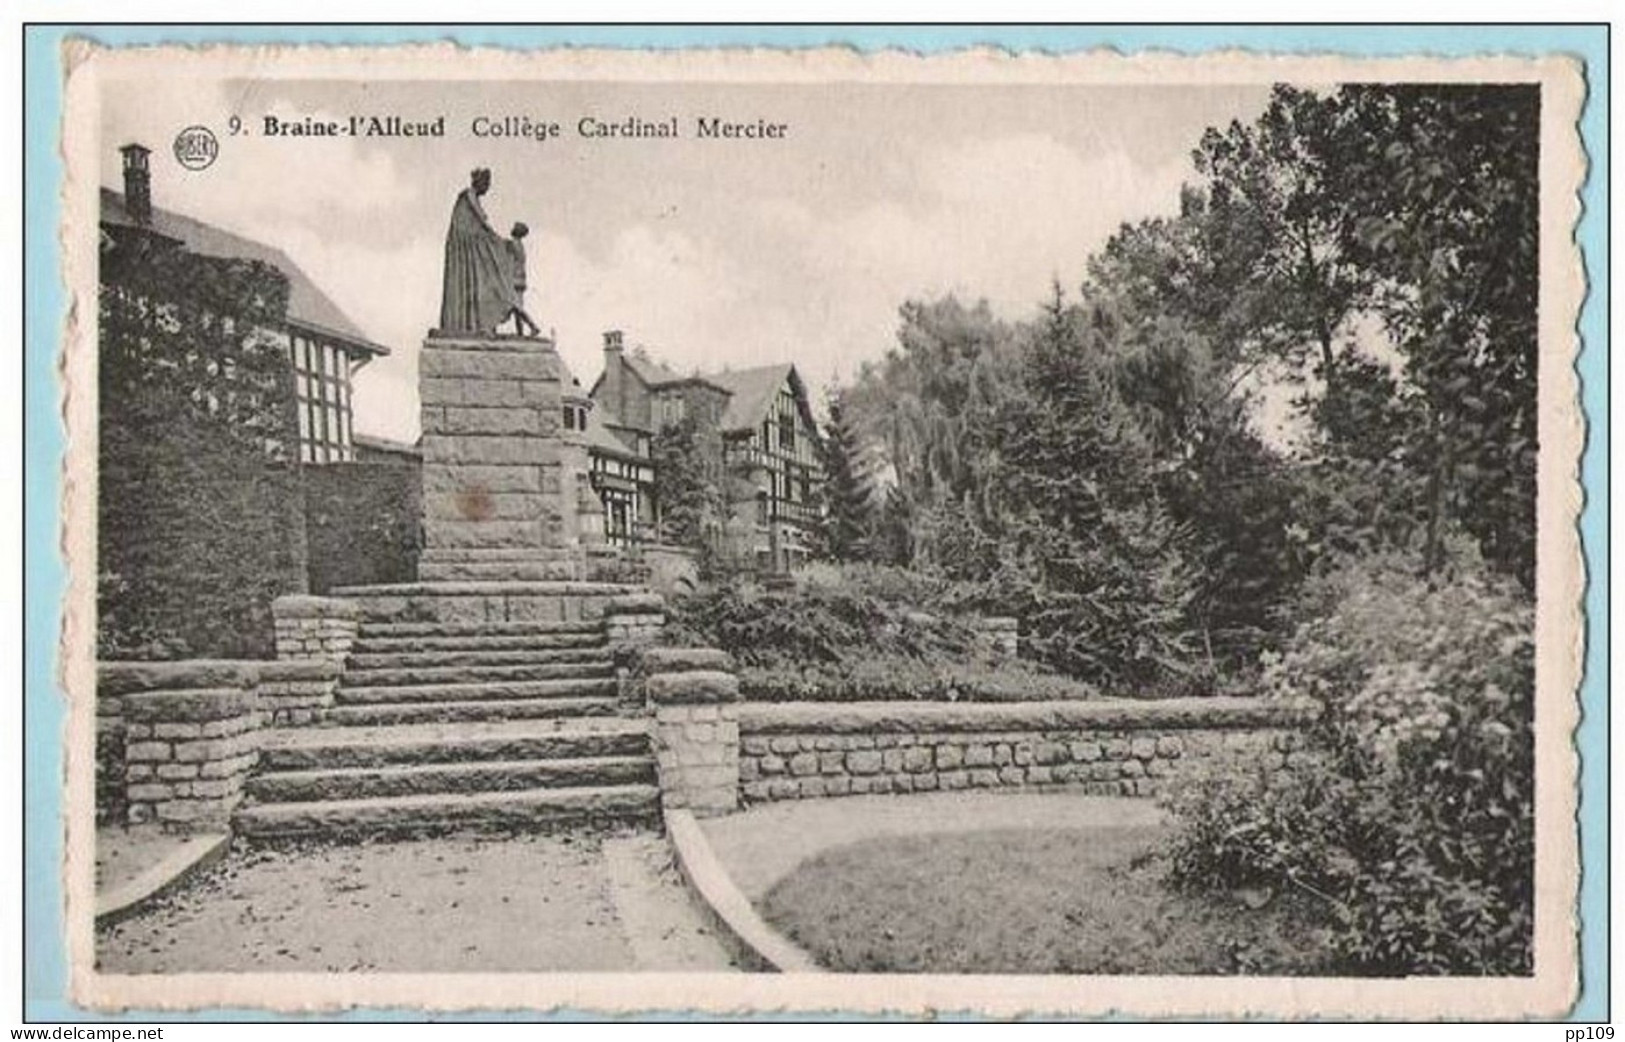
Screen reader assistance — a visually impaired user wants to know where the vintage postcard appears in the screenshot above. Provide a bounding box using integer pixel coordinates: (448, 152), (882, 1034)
(51, 37), (1590, 1020)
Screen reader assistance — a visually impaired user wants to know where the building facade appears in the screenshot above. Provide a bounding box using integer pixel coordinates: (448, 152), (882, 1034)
(588, 330), (825, 571)
(101, 143), (390, 464)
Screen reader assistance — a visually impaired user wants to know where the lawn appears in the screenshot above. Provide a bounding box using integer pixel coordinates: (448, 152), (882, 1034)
(759, 825), (1333, 975)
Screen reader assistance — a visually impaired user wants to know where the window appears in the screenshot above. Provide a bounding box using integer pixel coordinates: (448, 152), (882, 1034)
(756, 491), (769, 525)
(564, 406), (577, 431)
(288, 334), (356, 464)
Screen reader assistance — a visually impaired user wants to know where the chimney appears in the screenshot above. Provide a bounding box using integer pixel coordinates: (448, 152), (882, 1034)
(120, 143), (152, 226)
(600, 330), (627, 425)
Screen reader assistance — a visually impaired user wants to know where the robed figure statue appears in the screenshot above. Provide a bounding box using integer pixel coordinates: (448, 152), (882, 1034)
(438, 168), (520, 335)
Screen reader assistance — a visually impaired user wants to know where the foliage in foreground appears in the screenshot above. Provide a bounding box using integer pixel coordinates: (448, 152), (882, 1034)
(1164, 549), (1534, 975)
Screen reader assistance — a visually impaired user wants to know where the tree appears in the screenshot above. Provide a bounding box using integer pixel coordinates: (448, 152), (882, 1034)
(650, 415), (723, 553)
(1192, 85), (1376, 405)
(992, 290), (1203, 686)
(1337, 85), (1539, 587)
(843, 296), (1024, 565)
(814, 391), (877, 561)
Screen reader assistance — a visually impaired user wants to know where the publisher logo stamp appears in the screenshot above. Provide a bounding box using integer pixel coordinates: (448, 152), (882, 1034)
(172, 125), (219, 170)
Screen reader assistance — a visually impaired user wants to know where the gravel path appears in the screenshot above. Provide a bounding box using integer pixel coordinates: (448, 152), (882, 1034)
(700, 791), (1166, 900)
(97, 830), (734, 973)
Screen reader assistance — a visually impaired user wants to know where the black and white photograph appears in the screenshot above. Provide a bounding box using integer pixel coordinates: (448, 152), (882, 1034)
(54, 42), (1587, 1019)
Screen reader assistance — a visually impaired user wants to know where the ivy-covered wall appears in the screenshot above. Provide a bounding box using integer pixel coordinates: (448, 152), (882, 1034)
(97, 230), (307, 660)
(305, 461), (423, 593)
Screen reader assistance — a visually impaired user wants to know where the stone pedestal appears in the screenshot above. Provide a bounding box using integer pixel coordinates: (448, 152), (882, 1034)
(418, 334), (581, 581)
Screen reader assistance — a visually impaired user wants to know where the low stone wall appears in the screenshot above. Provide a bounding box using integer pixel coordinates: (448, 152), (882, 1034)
(736, 699), (1314, 804)
(272, 594), (361, 661)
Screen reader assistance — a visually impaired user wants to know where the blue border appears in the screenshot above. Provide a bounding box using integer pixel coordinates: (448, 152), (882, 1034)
(24, 23), (1608, 1023)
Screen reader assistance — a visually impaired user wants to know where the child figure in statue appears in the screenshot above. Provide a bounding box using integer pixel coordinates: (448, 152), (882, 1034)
(505, 222), (540, 337)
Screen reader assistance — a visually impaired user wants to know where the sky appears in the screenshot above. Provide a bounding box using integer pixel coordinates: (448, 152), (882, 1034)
(101, 77), (1273, 443)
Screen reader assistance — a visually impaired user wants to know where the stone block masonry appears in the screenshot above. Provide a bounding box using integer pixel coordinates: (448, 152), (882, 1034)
(418, 335), (571, 576)
(257, 659), (342, 725)
(735, 699), (1315, 804)
(273, 595), (361, 662)
(604, 592), (665, 646)
(631, 646), (741, 816)
(98, 657), (344, 831)
(101, 662), (263, 831)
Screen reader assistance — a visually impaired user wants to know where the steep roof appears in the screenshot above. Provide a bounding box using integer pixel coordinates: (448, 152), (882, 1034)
(583, 404), (644, 462)
(560, 350), (644, 462)
(620, 350), (688, 387)
(100, 188), (389, 357)
(709, 363), (797, 433)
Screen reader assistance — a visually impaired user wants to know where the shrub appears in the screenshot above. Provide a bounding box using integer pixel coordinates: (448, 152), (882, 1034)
(1164, 548), (1534, 975)
(666, 566), (1097, 701)
(738, 656), (1098, 703)
(666, 570), (984, 670)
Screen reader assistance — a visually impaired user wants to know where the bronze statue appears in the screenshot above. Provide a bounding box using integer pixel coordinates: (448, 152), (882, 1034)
(505, 222), (540, 337)
(438, 168), (526, 335)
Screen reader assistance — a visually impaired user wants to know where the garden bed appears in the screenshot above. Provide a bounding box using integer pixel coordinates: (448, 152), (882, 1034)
(758, 825), (1332, 974)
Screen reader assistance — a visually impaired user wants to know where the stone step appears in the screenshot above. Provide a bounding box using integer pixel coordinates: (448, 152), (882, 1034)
(351, 633), (606, 654)
(417, 560), (584, 583)
(319, 697), (621, 727)
(342, 661), (615, 688)
(336, 677), (618, 705)
(234, 783), (662, 838)
(259, 719), (650, 770)
(244, 755), (656, 803)
(346, 648), (611, 671)
(361, 620), (604, 638)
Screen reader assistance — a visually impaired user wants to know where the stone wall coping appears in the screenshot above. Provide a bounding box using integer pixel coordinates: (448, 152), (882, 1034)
(606, 592), (665, 615)
(664, 809), (823, 973)
(95, 832), (231, 924)
(330, 581), (640, 597)
(646, 671), (742, 706)
(99, 661), (260, 697)
(738, 697), (1317, 735)
(641, 543), (698, 558)
(423, 333), (557, 352)
(258, 659), (343, 682)
(637, 647), (732, 675)
(271, 594), (362, 620)
(121, 687), (259, 723)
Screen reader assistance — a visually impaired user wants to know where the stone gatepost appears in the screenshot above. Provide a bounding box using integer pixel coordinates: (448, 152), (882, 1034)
(273, 595), (361, 662)
(417, 334), (578, 581)
(101, 662), (262, 832)
(605, 592), (665, 645)
(638, 647), (741, 816)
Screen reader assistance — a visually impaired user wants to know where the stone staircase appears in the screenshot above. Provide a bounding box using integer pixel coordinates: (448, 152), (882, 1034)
(235, 618), (659, 838)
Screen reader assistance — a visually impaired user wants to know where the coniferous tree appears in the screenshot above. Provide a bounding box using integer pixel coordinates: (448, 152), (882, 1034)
(815, 392), (877, 561)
